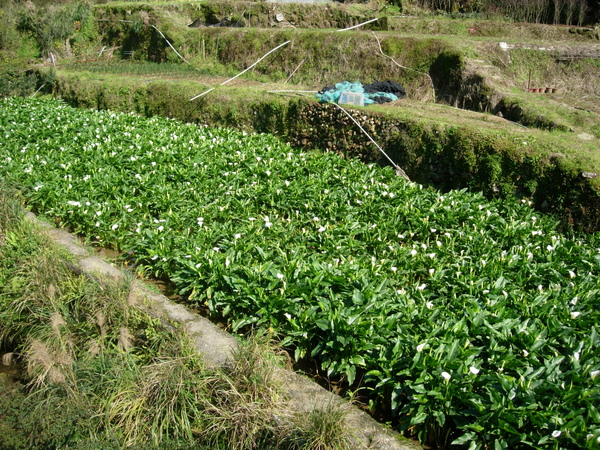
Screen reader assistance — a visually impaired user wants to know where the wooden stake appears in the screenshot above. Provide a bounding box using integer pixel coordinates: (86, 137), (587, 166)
(285, 59), (305, 84)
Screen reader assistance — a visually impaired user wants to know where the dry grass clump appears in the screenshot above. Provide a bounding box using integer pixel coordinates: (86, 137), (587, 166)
(26, 338), (73, 388)
(104, 332), (294, 449)
(292, 403), (350, 450)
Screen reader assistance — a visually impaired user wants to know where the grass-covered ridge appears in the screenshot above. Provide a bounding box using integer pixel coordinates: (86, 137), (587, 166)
(1, 97), (599, 448)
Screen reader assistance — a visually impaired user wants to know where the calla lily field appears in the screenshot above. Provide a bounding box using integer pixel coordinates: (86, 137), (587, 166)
(1, 97), (599, 448)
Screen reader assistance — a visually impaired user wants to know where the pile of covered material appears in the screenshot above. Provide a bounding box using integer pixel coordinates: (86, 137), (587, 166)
(316, 81), (406, 105)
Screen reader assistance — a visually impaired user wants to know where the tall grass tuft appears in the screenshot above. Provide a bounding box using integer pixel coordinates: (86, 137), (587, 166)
(200, 331), (286, 449)
(104, 352), (208, 446)
(0, 182), (22, 230)
(292, 403), (350, 450)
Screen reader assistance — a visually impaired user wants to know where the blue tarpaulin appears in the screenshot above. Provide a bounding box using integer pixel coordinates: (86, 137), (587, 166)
(316, 81), (404, 105)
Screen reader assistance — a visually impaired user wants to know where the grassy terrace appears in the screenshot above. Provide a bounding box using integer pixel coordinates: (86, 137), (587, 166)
(50, 64), (600, 233)
(56, 63), (600, 173)
(43, 4), (599, 231)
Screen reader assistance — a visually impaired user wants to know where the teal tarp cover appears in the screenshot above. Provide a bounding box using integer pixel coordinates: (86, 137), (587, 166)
(316, 81), (403, 105)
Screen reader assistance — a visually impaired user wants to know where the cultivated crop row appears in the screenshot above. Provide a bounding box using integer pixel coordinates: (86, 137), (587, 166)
(1, 97), (599, 448)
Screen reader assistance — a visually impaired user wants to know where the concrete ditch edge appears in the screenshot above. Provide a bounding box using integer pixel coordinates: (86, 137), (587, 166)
(25, 212), (419, 450)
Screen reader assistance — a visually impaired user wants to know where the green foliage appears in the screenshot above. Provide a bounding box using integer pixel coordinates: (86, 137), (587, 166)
(1, 97), (599, 448)
(0, 382), (101, 449)
(49, 71), (600, 231)
(16, 1), (95, 57)
(0, 69), (37, 97)
(290, 403), (350, 450)
(0, 1), (19, 51)
(0, 68), (55, 98)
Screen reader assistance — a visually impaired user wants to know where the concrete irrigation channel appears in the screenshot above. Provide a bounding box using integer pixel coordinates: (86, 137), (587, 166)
(25, 210), (420, 450)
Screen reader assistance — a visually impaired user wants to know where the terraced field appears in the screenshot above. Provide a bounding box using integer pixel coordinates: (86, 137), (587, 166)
(2, 1), (600, 448)
(2, 97), (599, 448)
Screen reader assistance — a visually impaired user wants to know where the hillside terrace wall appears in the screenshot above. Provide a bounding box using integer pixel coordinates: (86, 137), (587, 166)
(51, 72), (600, 232)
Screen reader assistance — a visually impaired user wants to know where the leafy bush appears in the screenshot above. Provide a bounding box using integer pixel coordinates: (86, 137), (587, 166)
(16, 0), (94, 57)
(0, 97), (599, 448)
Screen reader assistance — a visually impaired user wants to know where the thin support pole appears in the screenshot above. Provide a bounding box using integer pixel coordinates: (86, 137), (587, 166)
(152, 25), (190, 65)
(285, 59), (305, 84)
(31, 84), (45, 97)
(190, 40), (291, 101)
(332, 102), (410, 181)
(335, 18), (379, 32)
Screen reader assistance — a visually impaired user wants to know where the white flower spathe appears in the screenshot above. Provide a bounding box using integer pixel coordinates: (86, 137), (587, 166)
(441, 371), (451, 381)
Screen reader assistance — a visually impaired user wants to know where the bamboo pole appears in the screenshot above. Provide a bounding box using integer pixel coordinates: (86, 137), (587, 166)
(190, 40), (291, 101)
